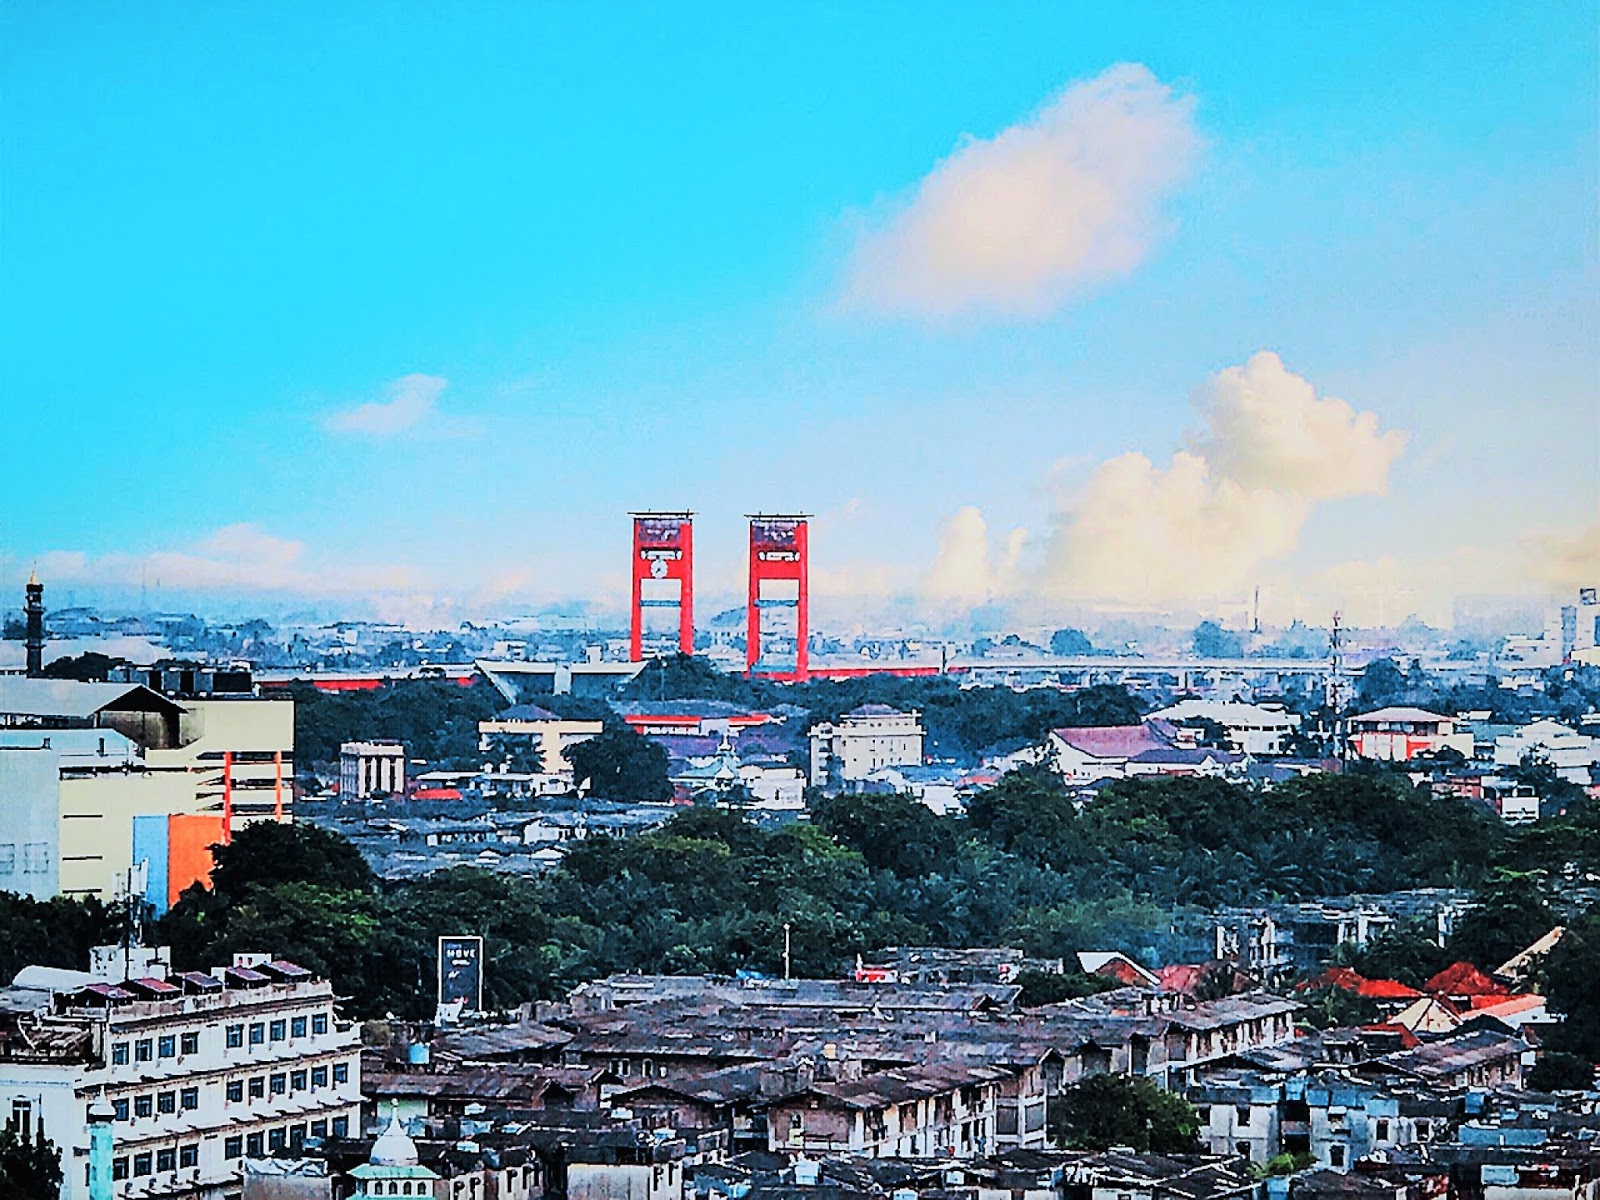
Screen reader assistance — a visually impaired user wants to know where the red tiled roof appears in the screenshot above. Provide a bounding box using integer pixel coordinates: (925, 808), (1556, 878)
(1299, 967), (1421, 1000)
(1425, 962), (1509, 997)
(1052, 721), (1175, 759)
(411, 787), (462, 801)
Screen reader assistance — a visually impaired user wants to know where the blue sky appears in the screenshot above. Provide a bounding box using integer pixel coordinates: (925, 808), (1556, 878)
(3, 3), (1595, 626)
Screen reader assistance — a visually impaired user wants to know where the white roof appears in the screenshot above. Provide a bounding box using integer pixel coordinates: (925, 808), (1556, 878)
(12, 965), (96, 992)
(1351, 706), (1452, 723)
(0, 678), (182, 720)
(1148, 700), (1297, 727)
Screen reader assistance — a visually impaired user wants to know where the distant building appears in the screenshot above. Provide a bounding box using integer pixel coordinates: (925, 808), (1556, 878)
(478, 705), (604, 776)
(1146, 700), (1300, 756)
(0, 948), (361, 1200)
(808, 704), (924, 788)
(1492, 718), (1600, 785)
(1347, 707), (1474, 761)
(1050, 720), (1241, 785)
(340, 741), (407, 800)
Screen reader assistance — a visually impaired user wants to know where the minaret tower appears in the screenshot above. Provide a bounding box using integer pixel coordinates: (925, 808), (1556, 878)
(24, 570), (44, 678)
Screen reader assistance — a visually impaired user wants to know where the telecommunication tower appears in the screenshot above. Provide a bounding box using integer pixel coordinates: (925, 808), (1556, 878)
(629, 513), (695, 661)
(746, 514), (809, 681)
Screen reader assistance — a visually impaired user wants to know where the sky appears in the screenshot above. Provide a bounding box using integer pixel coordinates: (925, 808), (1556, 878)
(2, 3), (1596, 629)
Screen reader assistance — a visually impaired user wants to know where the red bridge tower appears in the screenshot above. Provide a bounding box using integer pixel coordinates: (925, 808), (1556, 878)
(629, 512), (695, 661)
(746, 514), (809, 682)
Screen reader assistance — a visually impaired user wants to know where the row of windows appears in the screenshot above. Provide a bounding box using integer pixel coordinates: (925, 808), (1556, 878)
(110, 1088), (200, 1121)
(0, 844), (50, 874)
(111, 1145), (198, 1179)
(111, 1032), (200, 1066)
(224, 1062), (349, 1102)
(223, 1116), (348, 1161)
(111, 1062), (348, 1121)
(225, 1013), (330, 1048)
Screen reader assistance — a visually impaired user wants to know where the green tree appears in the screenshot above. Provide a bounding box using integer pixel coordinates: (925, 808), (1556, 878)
(0, 894), (121, 984)
(209, 822), (375, 900)
(1050, 628), (1095, 656)
(1541, 906), (1600, 1061)
(0, 1122), (62, 1200)
(1332, 920), (1453, 988)
(481, 732), (546, 775)
(1449, 870), (1556, 972)
(1191, 621), (1244, 659)
(809, 791), (957, 878)
(567, 727), (673, 802)
(1526, 1051), (1595, 1092)
(1013, 969), (1117, 1007)
(1051, 1073), (1201, 1153)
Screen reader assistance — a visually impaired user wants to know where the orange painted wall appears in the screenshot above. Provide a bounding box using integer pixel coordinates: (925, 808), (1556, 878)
(167, 814), (227, 907)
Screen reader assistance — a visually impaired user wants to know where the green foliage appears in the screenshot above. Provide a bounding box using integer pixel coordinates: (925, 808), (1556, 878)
(1541, 906), (1600, 1062)
(1191, 621), (1244, 659)
(1252, 1152), (1315, 1180)
(0, 1124), (62, 1200)
(1051, 1073), (1201, 1153)
(290, 679), (501, 768)
(1296, 986), (1383, 1030)
(0, 894), (121, 985)
(1049, 628), (1095, 656)
(809, 791), (958, 878)
(1331, 920), (1453, 989)
(481, 732), (546, 775)
(209, 822), (376, 900)
(567, 726), (672, 801)
(40, 653), (124, 681)
(1448, 870), (1556, 972)
(1526, 1051), (1595, 1092)
(1013, 969), (1117, 1007)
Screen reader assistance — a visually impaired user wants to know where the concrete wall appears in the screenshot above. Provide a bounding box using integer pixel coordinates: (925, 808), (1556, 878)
(0, 744), (60, 900)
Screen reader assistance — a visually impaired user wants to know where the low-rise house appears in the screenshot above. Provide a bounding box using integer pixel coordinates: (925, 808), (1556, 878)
(1365, 1029), (1526, 1090)
(766, 1062), (1006, 1158)
(1146, 701), (1300, 756)
(1492, 719), (1600, 785)
(1347, 709), (1474, 762)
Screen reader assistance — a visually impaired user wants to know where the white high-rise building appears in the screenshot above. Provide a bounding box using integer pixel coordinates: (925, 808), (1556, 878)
(0, 948), (362, 1200)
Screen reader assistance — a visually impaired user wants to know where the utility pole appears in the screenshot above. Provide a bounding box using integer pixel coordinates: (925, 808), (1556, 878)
(782, 922), (792, 980)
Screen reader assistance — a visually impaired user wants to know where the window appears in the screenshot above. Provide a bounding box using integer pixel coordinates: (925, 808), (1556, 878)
(134, 1095), (153, 1118)
(225, 1137), (243, 1160)
(180, 1087), (198, 1111)
(158, 1035), (176, 1058)
(246, 1133), (264, 1158)
(291, 1124), (307, 1149)
(291, 1070), (307, 1092)
(333, 1062), (349, 1085)
(270, 1020), (286, 1042)
(248, 1023), (265, 1045)
(9, 1101), (29, 1140)
(227, 1024), (244, 1049)
(112, 1042), (129, 1066)
(1235, 1106), (1251, 1126)
(1236, 1143), (1252, 1161)
(135, 1039), (153, 1062)
(112, 1158), (129, 1181)
(22, 844), (48, 873)
(1417, 1121), (1432, 1140)
(227, 1081), (244, 1103)
(1330, 1147), (1346, 1169)
(1376, 1119), (1391, 1141)
(157, 1091), (176, 1114)
(180, 1032), (199, 1055)
(113, 1099), (129, 1121)
(249, 1077), (265, 1100)
(312, 1013), (328, 1035)
(268, 1128), (286, 1153)
(291, 1016), (308, 1038)
(311, 1066), (328, 1088)
(331, 1116), (349, 1138)
(157, 1149), (176, 1173)
(270, 1073), (287, 1095)
(133, 1153), (153, 1177)
(311, 1120), (328, 1139)
(179, 1145), (198, 1169)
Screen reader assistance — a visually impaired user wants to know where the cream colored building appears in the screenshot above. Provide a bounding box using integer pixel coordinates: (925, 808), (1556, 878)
(808, 704), (925, 789)
(478, 705), (603, 777)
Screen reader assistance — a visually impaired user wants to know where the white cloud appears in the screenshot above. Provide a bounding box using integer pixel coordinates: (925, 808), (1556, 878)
(926, 506), (1026, 604)
(1188, 352), (1408, 499)
(844, 63), (1200, 317)
(34, 525), (420, 595)
(1033, 353), (1407, 604)
(325, 373), (448, 437)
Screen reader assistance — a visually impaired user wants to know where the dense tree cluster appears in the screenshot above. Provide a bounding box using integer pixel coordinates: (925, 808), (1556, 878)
(290, 679), (503, 769)
(1050, 1073), (1201, 1153)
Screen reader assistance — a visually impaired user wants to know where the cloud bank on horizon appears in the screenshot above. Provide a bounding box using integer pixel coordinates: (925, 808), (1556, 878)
(844, 63), (1200, 317)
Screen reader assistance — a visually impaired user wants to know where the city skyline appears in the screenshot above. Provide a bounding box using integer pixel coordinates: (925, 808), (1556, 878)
(4, 5), (1596, 628)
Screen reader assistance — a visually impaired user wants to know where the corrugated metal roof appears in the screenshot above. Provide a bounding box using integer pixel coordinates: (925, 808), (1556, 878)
(0, 678), (182, 719)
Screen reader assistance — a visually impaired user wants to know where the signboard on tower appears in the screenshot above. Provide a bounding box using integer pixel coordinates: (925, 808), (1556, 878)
(438, 936), (484, 1014)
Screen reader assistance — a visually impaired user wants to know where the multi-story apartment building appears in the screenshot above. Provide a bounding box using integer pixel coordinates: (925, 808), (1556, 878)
(0, 947), (361, 1200)
(807, 704), (924, 789)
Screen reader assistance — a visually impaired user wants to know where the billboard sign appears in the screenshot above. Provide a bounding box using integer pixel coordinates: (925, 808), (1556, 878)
(438, 936), (484, 1013)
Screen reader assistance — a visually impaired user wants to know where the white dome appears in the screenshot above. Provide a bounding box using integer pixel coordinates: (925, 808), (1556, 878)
(369, 1114), (420, 1167)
